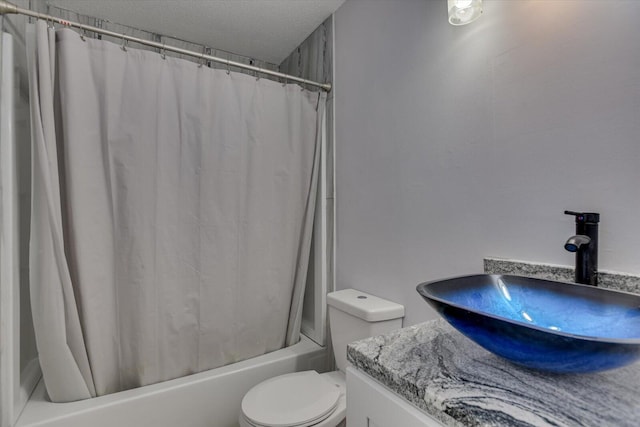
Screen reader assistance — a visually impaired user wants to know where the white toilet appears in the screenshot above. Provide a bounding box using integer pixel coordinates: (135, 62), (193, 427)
(239, 289), (404, 427)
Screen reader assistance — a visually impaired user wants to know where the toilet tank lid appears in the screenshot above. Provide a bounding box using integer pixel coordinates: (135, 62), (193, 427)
(327, 289), (405, 322)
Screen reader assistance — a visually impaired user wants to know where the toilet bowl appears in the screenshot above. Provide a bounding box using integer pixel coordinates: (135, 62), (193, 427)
(239, 289), (404, 427)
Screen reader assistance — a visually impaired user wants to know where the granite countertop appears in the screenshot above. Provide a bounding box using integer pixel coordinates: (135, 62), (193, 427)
(484, 258), (640, 294)
(347, 319), (640, 427)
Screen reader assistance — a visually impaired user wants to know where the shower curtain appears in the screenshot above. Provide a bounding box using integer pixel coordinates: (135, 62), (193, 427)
(26, 21), (325, 402)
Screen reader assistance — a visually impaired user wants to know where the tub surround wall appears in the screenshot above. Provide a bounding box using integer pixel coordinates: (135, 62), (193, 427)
(280, 16), (335, 347)
(347, 319), (640, 427)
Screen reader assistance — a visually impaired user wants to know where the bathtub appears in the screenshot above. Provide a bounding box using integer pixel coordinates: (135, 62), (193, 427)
(15, 335), (326, 427)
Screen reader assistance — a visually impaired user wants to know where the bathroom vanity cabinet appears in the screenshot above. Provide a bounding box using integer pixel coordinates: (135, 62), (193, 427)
(346, 319), (640, 427)
(346, 367), (442, 427)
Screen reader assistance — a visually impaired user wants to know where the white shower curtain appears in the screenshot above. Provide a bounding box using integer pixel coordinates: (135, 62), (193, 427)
(26, 22), (325, 402)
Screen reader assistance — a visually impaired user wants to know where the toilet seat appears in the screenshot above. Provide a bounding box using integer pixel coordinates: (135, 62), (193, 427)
(241, 371), (341, 427)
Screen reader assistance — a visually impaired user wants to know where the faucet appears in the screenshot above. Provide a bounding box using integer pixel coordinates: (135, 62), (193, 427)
(564, 210), (600, 286)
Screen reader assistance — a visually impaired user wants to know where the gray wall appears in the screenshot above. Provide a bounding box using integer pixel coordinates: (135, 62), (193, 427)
(334, 0), (640, 326)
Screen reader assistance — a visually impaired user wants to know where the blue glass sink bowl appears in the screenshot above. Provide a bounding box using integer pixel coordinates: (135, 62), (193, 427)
(416, 275), (640, 373)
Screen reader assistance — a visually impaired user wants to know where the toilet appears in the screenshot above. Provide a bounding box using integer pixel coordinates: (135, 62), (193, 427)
(239, 289), (404, 427)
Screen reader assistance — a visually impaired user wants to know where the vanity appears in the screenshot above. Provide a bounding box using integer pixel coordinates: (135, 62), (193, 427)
(346, 259), (640, 427)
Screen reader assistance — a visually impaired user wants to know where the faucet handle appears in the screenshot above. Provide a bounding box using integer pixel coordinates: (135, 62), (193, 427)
(564, 210), (600, 224)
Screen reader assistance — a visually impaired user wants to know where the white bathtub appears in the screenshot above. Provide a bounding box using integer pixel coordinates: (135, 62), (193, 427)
(16, 335), (326, 427)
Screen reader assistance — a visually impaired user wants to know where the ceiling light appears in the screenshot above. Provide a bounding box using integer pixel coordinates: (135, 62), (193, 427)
(448, 0), (483, 26)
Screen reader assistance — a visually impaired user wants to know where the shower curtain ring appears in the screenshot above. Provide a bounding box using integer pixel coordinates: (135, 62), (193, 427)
(120, 36), (128, 52)
(80, 28), (87, 42)
(282, 76), (288, 87)
(198, 47), (206, 68)
(161, 42), (166, 60)
(226, 61), (231, 75)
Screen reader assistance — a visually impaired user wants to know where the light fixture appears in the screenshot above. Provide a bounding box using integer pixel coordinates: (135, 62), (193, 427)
(448, 0), (483, 26)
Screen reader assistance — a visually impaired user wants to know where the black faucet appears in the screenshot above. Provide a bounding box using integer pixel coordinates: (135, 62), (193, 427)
(564, 210), (600, 286)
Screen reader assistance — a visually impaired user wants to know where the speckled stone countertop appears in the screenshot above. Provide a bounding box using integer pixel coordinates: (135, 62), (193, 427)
(484, 257), (640, 294)
(347, 319), (640, 427)
(347, 261), (640, 426)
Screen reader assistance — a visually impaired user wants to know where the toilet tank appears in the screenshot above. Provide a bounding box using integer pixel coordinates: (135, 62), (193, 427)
(327, 289), (404, 372)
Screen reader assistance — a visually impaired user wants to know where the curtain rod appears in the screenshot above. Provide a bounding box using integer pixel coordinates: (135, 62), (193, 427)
(0, 0), (332, 92)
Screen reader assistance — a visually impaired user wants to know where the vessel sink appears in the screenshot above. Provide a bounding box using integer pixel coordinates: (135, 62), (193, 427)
(417, 274), (640, 373)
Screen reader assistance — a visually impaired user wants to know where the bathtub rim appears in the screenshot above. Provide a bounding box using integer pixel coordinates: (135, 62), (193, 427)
(15, 334), (326, 427)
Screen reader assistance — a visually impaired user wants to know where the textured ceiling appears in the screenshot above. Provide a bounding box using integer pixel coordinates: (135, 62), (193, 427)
(46, 0), (345, 64)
